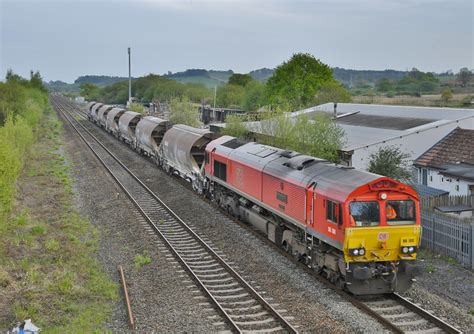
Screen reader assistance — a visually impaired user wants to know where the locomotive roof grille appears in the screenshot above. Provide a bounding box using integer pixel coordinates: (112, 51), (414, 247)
(221, 138), (247, 149)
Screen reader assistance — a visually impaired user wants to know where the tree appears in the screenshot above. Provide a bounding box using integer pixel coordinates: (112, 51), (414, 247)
(228, 73), (253, 87)
(242, 81), (266, 111)
(29, 70), (46, 92)
(266, 53), (333, 110)
(258, 109), (345, 163)
(216, 84), (245, 108)
(368, 146), (412, 181)
(313, 81), (352, 105)
(128, 102), (145, 114)
(375, 78), (394, 92)
(441, 88), (453, 105)
(79, 83), (100, 101)
(292, 113), (345, 162)
(221, 114), (249, 138)
(169, 96), (201, 127)
(457, 67), (472, 87)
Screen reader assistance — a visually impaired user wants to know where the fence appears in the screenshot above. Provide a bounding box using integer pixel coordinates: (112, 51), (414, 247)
(420, 194), (474, 209)
(420, 210), (474, 269)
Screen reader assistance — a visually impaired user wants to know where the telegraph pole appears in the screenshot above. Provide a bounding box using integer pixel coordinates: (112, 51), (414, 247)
(128, 47), (132, 104)
(213, 85), (217, 109)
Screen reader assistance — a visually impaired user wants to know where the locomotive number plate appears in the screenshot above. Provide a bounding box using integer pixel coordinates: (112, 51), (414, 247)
(378, 232), (389, 241)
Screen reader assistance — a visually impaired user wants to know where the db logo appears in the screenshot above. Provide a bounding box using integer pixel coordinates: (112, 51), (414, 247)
(378, 232), (389, 241)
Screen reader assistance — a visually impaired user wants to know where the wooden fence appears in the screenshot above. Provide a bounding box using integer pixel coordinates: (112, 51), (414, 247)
(420, 194), (474, 210)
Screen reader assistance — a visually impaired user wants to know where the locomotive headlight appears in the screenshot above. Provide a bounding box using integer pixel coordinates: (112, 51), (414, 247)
(401, 246), (417, 254)
(349, 248), (365, 256)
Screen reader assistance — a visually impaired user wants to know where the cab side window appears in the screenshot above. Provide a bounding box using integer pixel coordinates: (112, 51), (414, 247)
(326, 200), (341, 225)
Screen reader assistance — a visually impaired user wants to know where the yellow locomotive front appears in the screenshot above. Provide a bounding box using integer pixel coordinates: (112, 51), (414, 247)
(342, 178), (422, 295)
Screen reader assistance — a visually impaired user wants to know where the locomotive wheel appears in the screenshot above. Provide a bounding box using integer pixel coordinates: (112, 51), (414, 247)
(282, 241), (291, 254)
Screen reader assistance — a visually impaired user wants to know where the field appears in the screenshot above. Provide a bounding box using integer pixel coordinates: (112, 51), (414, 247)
(352, 93), (473, 108)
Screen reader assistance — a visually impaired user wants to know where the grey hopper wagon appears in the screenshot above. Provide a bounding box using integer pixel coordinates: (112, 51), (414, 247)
(90, 103), (104, 122)
(106, 108), (126, 136)
(86, 101), (97, 117)
(97, 105), (115, 128)
(159, 124), (214, 191)
(118, 111), (142, 145)
(135, 116), (170, 158)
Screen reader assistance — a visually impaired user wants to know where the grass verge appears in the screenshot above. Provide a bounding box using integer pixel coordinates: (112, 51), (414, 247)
(0, 106), (117, 332)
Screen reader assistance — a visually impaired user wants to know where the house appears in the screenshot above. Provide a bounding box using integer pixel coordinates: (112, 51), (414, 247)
(414, 127), (474, 196)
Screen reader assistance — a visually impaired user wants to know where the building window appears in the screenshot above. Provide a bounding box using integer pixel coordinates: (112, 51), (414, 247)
(214, 160), (227, 182)
(455, 185), (459, 191)
(422, 169), (428, 185)
(276, 191), (287, 203)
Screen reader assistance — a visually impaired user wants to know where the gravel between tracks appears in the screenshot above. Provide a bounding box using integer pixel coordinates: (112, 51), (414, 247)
(59, 110), (218, 332)
(401, 255), (474, 332)
(75, 116), (391, 333)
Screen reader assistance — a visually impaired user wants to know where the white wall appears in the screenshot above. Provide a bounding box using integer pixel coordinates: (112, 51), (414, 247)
(350, 117), (474, 170)
(418, 167), (473, 196)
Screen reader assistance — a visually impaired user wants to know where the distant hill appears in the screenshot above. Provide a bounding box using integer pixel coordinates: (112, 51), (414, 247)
(74, 75), (130, 86)
(50, 67), (436, 94)
(45, 80), (80, 93)
(164, 67), (409, 88)
(249, 68), (274, 81)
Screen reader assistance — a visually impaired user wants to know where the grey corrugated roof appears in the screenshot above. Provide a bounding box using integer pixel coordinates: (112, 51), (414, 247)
(335, 113), (434, 130)
(435, 205), (474, 213)
(412, 183), (449, 197)
(438, 163), (474, 181)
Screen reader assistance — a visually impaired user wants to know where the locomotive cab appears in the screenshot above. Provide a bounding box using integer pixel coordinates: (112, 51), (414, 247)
(342, 178), (422, 294)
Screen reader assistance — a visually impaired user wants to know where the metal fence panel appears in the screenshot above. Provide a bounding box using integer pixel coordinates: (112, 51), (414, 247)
(421, 210), (474, 269)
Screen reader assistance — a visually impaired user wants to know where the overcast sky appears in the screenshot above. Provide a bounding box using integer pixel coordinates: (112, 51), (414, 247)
(1, 0), (473, 82)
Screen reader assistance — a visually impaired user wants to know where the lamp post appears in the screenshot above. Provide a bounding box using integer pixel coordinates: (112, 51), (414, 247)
(128, 47), (132, 104)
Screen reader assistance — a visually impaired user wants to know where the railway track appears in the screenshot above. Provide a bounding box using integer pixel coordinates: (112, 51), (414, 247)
(53, 96), (463, 334)
(354, 293), (462, 334)
(51, 96), (297, 333)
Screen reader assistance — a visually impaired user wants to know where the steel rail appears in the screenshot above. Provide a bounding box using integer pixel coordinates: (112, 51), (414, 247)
(52, 97), (297, 333)
(392, 293), (462, 334)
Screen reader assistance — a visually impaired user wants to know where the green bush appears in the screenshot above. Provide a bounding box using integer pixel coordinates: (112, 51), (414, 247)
(134, 252), (152, 269)
(0, 71), (48, 218)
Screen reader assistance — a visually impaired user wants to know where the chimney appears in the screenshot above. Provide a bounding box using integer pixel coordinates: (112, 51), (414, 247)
(333, 102), (338, 119)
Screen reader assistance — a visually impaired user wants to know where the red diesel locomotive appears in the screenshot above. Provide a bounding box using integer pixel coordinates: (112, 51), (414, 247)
(204, 136), (421, 295)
